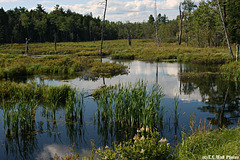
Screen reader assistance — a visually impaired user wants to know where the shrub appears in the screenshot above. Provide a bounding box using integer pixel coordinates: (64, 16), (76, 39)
(95, 127), (171, 160)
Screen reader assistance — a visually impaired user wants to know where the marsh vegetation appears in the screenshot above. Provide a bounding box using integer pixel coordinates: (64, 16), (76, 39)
(0, 39), (240, 159)
(0, 0), (240, 158)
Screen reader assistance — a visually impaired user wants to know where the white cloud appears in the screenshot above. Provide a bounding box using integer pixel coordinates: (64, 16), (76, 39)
(39, 1), (54, 4)
(38, 0), (201, 22)
(0, 0), (19, 2)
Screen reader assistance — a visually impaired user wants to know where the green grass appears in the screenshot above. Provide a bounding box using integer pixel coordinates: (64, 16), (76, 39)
(0, 40), (234, 63)
(176, 126), (240, 160)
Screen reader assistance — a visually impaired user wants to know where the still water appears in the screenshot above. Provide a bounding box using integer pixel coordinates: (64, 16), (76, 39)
(0, 60), (239, 159)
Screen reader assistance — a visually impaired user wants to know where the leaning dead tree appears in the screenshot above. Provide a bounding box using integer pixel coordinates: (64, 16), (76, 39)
(178, 2), (182, 45)
(154, 0), (160, 47)
(217, 0), (233, 58)
(100, 0), (108, 62)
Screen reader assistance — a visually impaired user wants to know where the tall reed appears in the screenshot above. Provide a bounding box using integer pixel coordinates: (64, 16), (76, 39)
(96, 81), (165, 129)
(0, 81), (84, 136)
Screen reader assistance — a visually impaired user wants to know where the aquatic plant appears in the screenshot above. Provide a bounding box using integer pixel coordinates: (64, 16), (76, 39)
(0, 81), (84, 138)
(1, 90), (38, 137)
(95, 81), (165, 129)
(65, 91), (84, 123)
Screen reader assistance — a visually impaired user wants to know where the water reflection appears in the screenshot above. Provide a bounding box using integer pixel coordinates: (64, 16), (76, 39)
(179, 64), (240, 128)
(1, 60), (240, 159)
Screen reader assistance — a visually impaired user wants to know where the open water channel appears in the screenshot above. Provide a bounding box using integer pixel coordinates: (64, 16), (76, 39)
(0, 59), (239, 159)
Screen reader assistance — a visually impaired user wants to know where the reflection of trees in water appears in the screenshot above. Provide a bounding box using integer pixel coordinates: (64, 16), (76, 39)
(179, 63), (240, 128)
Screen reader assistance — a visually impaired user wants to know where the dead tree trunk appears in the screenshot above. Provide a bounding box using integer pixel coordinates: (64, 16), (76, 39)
(236, 44), (239, 62)
(25, 38), (29, 54)
(217, 0), (234, 58)
(54, 33), (57, 52)
(100, 0), (108, 62)
(154, 0), (160, 47)
(178, 3), (182, 45)
(127, 29), (131, 46)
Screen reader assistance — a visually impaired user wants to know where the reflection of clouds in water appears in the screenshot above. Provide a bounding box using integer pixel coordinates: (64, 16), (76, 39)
(132, 62), (179, 76)
(36, 144), (92, 160)
(34, 61), (202, 102)
(133, 61), (153, 76)
(163, 65), (178, 76)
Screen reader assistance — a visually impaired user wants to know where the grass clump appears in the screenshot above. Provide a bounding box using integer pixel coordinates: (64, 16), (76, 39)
(0, 81), (74, 104)
(95, 81), (164, 129)
(91, 61), (128, 77)
(0, 54), (128, 80)
(1, 81), (84, 137)
(176, 126), (240, 160)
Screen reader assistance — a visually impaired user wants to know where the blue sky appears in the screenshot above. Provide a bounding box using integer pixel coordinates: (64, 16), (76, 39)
(0, 0), (200, 22)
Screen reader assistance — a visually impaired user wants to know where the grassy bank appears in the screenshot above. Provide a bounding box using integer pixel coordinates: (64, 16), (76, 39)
(176, 126), (240, 160)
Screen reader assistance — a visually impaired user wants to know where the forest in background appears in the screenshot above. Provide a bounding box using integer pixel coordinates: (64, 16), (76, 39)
(0, 0), (239, 47)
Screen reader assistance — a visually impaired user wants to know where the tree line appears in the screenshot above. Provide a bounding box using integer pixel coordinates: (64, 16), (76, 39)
(0, 0), (239, 47)
(177, 0), (240, 47)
